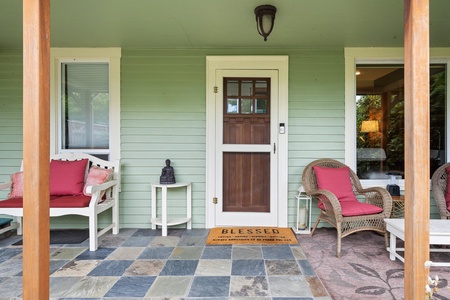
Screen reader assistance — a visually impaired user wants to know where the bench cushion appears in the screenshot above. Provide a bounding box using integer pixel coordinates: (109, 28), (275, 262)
(50, 195), (91, 208)
(0, 197), (23, 208)
(50, 159), (88, 195)
(0, 196), (61, 208)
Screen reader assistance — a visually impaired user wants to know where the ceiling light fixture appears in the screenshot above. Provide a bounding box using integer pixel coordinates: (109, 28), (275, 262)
(254, 4), (277, 41)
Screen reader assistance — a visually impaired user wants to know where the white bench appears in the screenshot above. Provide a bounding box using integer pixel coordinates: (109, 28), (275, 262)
(0, 153), (120, 251)
(385, 218), (450, 264)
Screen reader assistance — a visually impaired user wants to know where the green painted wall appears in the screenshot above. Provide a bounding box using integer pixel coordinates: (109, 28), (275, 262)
(0, 50), (23, 180)
(0, 48), (442, 230)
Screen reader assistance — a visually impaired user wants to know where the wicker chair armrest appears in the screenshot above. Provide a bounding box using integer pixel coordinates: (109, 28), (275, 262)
(431, 180), (448, 219)
(309, 189), (344, 222)
(359, 186), (393, 217)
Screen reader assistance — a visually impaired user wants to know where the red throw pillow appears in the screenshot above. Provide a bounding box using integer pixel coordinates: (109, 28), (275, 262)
(8, 171), (24, 199)
(445, 167), (450, 209)
(313, 165), (358, 209)
(50, 159), (89, 195)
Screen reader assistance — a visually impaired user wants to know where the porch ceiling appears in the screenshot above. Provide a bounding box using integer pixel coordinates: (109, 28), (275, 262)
(1, 0), (450, 49)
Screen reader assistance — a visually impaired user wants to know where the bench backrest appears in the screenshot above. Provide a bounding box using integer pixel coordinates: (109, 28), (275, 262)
(20, 152), (120, 187)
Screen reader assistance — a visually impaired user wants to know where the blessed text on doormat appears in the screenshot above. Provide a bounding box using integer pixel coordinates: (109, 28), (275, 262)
(206, 227), (298, 245)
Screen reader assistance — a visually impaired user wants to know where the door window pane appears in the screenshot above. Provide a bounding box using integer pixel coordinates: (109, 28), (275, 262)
(356, 64), (446, 179)
(255, 98), (268, 114)
(61, 63), (109, 150)
(227, 98), (239, 114)
(255, 81), (268, 95)
(227, 80), (239, 96)
(241, 80), (253, 96)
(241, 99), (253, 114)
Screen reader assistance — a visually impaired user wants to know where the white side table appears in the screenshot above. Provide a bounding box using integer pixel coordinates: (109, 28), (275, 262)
(151, 182), (192, 236)
(293, 186), (312, 234)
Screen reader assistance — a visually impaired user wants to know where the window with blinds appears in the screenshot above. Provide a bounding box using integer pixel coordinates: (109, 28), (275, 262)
(60, 63), (110, 152)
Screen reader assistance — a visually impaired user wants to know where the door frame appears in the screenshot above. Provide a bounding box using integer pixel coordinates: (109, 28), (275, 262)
(205, 56), (289, 228)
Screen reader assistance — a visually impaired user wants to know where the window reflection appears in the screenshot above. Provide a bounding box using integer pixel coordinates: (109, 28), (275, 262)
(356, 65), (446, 179)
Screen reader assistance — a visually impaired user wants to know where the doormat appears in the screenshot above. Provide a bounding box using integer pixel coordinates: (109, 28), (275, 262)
(206, 227), (298, 245)
(12, 229), (89, 246)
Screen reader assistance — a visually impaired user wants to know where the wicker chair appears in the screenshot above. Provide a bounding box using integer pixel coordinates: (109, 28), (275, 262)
(431, 162), (450, 219)
(302, 158), (393, 257)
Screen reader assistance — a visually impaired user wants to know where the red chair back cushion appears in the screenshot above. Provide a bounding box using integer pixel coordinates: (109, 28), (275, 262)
(313, 165), (358, 209)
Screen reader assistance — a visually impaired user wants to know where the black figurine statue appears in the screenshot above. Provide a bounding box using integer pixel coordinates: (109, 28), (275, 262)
(160, 159), (176, 184)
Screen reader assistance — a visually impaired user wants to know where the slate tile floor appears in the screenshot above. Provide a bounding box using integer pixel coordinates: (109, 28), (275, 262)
(0, 228), (331, 299)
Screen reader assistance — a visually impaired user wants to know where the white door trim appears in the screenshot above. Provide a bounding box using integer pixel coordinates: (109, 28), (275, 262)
(205, 56), (289, 228)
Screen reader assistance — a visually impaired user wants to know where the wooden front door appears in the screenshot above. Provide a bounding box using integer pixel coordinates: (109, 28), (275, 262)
(215, 70), (278, 226)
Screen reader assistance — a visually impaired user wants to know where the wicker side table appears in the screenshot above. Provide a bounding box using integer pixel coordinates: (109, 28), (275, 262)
(391, 195), (405, 218)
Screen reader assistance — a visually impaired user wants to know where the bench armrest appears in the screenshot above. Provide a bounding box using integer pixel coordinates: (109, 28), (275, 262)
(0, 181), (11, 191)
(85, 179), (118, 194)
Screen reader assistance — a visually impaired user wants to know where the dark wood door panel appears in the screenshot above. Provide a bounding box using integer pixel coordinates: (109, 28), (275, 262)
(223, 152), (270, 212)
(223, 117), (270, 144)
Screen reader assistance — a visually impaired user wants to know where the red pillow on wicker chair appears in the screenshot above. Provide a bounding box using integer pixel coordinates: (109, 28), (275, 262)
(313, 165), (358, 210)
(340, 202), (383, 217)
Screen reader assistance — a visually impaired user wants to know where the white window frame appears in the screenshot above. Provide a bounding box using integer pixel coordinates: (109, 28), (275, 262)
(345, 47), (450, 189)
(50, 48), (121, 162)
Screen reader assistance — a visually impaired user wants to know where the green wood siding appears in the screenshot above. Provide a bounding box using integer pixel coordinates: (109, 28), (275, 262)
(0, 48), (442, 229)
(0, 49), (23, 195)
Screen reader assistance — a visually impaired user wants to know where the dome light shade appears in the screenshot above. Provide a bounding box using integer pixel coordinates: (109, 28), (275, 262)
(254, 5), (277, 41)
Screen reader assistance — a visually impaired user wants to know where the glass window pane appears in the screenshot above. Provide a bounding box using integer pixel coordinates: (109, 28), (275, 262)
(61, 63), (109, 150)
(227, 80), (238, 96)
(255, 98), (267, 114)
(241, 81), (253, 96)
(241, 99), (253, 114)
(356, 64), (446, 179)
(255, 81), (268, 95)
(227, 98), (239, 114)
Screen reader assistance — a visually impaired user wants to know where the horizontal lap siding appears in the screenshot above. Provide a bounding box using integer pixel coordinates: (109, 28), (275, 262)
(120, 49), (206, 228)
(287, 50), (346, 227)
(0, 50), (23, 201)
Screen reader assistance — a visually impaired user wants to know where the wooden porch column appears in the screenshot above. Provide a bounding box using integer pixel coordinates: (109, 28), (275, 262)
(404, 0), (430, 299)
(23, 0), (50, 299)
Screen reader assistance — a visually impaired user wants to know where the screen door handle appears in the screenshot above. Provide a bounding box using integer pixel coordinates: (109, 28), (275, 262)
(274, 143), (276, 154)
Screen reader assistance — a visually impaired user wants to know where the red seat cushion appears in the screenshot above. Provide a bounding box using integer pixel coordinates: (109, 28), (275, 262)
(50, 195), (91, 208)
(313, 165), (358, 209)
(0, 197), (23, 208)
(50, 159), (88, 196)
(0, 196), (60, 208)
(340, 201), (383, 217)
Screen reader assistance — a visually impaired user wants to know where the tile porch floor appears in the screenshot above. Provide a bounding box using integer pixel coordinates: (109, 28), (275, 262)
(0, 228), (331, 300)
